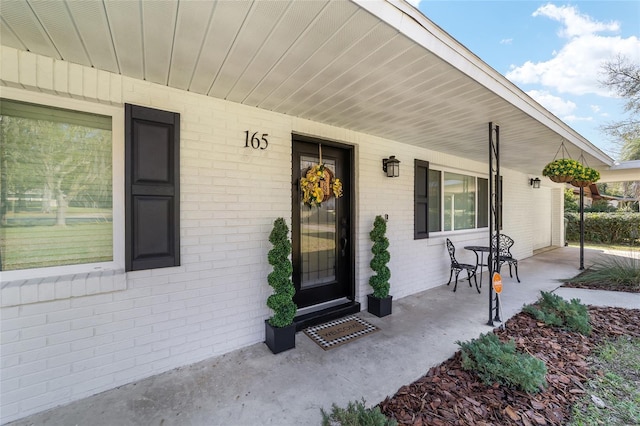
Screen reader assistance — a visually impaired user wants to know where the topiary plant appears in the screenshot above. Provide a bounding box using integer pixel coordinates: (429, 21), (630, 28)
(266, 218), (297, 328)
(369, 215), (391, 299)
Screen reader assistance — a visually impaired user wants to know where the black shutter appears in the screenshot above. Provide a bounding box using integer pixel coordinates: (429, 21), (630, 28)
(414, 159), (429, 239)
(125, 104), (180, 271)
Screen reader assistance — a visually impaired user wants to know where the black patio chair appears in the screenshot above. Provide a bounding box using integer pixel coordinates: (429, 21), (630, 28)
(491, 234), (521, 283)
(446, 238), (480, 293)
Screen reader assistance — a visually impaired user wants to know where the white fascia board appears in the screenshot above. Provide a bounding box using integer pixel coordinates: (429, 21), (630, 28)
(599, 160), (640, 183)
(609, 160), (640, 170)
(352, 0), (614, 166)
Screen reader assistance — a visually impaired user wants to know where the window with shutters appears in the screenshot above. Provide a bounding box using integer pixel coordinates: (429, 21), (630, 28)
(414, 160), (490, 237)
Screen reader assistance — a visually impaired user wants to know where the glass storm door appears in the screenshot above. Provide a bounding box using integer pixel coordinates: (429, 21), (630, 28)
(292, 139), (352, 309)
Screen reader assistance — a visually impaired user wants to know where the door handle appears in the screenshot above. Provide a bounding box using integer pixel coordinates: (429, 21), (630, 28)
(340, 237), (348, 257)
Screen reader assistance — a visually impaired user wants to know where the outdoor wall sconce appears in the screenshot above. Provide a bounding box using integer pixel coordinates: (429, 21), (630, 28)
(382, 156), (400, 178)
(530, 177), (541, 188)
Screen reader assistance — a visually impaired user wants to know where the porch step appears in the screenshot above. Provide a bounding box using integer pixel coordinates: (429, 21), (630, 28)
(294, 301), (361, 332)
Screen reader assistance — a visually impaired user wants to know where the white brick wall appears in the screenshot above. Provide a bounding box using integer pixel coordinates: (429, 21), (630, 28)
(1, 46), (547, 423)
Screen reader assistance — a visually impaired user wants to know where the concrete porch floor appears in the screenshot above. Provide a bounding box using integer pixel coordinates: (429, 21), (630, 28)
(7, 246), (639, 426)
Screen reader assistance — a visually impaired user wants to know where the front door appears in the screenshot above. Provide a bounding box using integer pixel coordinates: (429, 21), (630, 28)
(292, 138), (353, 309)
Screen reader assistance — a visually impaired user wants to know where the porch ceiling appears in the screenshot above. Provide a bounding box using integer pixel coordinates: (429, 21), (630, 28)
(0, 0), (613, 174)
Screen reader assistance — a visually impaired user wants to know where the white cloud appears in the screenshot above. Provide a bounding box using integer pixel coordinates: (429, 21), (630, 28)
(507, 4), (640, 97)
(533, 3), (620, 38)
(589, 105), (608, 117)
(527, 89), (577, 117)
(500, 38), (513, 45)
(562, 115), (593, 123)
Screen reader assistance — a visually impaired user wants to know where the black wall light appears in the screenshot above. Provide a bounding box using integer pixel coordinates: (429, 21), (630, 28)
(530, 177), (541, 188)
(382, 156), (400, 178)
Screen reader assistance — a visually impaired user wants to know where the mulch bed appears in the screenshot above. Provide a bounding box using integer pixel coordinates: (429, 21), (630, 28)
(378, 305), (640, 425)
(561, 281), (640, 293)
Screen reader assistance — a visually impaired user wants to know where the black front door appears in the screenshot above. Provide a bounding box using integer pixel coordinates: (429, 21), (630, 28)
(292, 138), (353, 309)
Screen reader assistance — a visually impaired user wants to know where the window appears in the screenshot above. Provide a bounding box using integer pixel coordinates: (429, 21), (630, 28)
(477, 178), (489, 228)
(414, 161), (489, 237)
(1, 99), (113, 271)
(428, 169), (441, 232)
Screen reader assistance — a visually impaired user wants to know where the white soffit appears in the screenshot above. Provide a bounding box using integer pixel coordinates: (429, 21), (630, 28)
(0, 0), (614, 174)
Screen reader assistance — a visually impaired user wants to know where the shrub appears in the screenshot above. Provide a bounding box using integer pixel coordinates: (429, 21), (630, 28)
(321, 399), (397, 426)
(369, 215), (391, 299)
(522, 291), (591, 335)
(565, 212), (640, 245)
(266, 218), (297, 327)
(457, 333), (547, 394)
(585, 199), (617, 213)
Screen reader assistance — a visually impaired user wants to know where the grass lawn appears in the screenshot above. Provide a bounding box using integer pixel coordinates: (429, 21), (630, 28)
(568, 241), (639, 253)
(569, 337), (640, 425)
(1, 222), (112, 270)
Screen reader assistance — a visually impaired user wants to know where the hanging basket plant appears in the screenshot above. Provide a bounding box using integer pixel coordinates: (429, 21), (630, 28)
(570, 167), (600, 187)
(542, 158), (583, 183)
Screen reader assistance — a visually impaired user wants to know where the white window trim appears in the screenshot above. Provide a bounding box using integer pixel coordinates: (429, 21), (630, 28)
(429, 164), (489, 236)
(0, 88), (125, 282)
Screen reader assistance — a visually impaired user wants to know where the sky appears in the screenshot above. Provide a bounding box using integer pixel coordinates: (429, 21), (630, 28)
(408, 1), (640, 160)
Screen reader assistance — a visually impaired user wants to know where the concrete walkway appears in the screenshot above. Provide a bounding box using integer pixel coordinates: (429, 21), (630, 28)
(7, 246), (639, 426)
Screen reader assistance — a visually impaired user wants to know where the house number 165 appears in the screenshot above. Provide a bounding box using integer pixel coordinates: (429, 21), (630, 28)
(244, 131), (268, 150)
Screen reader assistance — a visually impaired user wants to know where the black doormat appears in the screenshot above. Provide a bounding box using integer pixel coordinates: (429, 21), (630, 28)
(304, 316), (379, 350)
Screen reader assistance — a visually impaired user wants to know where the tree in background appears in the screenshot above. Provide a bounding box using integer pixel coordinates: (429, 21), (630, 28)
(564, 188), (578, 213)
(600, 55), (640, 200)
(0, 116), (111, 226)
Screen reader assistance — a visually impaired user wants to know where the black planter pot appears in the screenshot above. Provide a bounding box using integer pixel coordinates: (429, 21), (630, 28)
(367, 294), (392, 318)
(264, 320), (296, 354)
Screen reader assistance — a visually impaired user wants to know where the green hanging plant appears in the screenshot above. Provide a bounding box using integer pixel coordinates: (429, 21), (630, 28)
(571, 166), (600, 186)
(542, 158), (583, 183)
(369, 215), (391, 299)
(266, 218), (297, 328)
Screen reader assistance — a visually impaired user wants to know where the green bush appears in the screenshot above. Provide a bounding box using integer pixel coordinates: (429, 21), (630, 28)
(457, 333), (547, 394)
(523, 291), (591, 335)
(585, 199), (617, 212)
(369, 215), (391, 299)
(266, 218), (297, 327)
(320, 399), (397, 426)
(565, 212), (640, 245)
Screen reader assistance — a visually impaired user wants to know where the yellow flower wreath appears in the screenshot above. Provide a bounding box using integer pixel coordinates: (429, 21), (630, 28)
(300, 164), (343, 207)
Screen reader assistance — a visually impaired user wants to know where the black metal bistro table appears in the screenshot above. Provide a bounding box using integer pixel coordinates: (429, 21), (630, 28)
(464, 246), (490, 287)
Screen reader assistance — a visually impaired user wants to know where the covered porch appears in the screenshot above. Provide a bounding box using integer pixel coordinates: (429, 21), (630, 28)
(8, 246), (639, 426)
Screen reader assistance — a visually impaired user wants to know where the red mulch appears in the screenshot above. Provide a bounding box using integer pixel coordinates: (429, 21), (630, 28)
(378, 305), (640, 426)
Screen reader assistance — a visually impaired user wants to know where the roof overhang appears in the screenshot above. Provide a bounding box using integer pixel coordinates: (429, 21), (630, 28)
(0, 0), (615, 175)
(599, 160), (640, 183)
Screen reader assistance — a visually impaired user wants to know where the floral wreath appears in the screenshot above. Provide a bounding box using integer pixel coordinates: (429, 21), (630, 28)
(300, 163), (343, 207)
